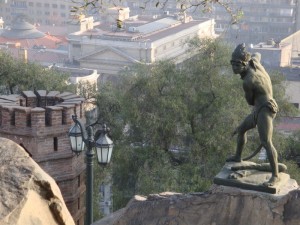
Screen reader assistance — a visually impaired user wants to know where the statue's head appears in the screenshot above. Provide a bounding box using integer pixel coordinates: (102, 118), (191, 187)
(230, 43), (251, 75)
(231, 43), (251, 64)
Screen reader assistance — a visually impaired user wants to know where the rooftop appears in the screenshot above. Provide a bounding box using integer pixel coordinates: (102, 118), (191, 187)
(0, 19), (68, 65)
(70, 15), (212, 42)
(1, 19), (45, 39)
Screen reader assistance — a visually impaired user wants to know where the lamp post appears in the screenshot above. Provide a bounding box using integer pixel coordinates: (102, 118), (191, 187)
(68, 115), (114, 225)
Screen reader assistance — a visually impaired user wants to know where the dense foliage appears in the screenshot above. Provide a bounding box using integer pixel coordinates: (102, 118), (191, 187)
(93, 39), (297, 212)
(0, 50), (74, 94)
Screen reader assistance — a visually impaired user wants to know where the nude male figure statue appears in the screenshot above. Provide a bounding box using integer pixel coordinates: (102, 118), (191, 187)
(227, 43), (279, 187)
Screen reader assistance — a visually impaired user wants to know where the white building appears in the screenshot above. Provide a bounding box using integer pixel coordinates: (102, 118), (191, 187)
(67, 9), (216, 79)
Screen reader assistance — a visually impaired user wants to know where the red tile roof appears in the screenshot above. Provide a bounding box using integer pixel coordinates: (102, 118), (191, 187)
(0, 32), (68, 65)
(0, 35), (67, 49)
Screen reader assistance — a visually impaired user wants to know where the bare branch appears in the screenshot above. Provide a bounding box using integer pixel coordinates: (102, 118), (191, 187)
(70, 0), (242, 24)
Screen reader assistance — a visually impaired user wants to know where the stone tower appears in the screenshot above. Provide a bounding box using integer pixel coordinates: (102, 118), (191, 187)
(0, 90), (86, 225)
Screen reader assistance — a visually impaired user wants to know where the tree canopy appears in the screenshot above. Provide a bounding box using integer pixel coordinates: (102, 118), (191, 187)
(0, 50), (75, 94)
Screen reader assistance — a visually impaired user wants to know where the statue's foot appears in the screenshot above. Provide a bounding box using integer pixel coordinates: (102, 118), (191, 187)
(263, 176), (280, 187)
(226, 155), (242, 162)
(229, 172), (241, 179)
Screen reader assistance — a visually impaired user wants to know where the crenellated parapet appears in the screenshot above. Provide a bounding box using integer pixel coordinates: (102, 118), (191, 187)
(0, 90), (85, 136)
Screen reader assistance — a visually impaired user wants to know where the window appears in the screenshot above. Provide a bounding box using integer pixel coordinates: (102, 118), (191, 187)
(52, 4), (58, 8)
(36, 2), (41, 7)
(28, 2), (33, 7)
(44, 3), (50, 7)
(13, 1), (26, 7)
(73, 44), (81, 48)
(280, 8), (293, 17)
(53, 137), (58, 151)
(61, 13), (66, 17)
(45, 11), (50, 16)
(60, 4), (66, 9)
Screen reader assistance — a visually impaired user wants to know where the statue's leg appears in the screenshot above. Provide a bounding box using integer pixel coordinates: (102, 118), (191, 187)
(227, 114), (256, 162)
(256, 108), (279, 186)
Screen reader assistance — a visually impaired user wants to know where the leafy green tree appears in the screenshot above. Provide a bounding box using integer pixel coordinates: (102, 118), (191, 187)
(0, 50), (74, 94)
(77, 80), (98, 99)
(284, 131), (300, 159)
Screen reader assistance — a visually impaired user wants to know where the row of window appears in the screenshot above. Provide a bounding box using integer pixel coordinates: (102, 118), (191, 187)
(11, 1), (26, 7)
(0, 7), (69, 13)
(235, 0), (295, 4)
(2, 14), (66, 23)
(28, 2), (71, 9)
(43, 11), (66, 17)
(247, 16), (293, 23)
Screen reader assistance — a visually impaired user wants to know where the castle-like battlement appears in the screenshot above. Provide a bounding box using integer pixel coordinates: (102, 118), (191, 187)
(0, 90), (85, 136)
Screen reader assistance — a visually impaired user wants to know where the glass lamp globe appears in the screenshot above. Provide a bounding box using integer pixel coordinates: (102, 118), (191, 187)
(69, 123), (85, 154)
(95, 131), (113, 165)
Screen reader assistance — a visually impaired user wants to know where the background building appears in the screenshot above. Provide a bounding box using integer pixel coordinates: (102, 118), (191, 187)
(0, 90), (86, 225)
(0, 18), (68, 66)
(68, 9), (216, 80)
(250, 41), (292, 68)
(0, 0), (74, 26)
(213, 0), (298, 45)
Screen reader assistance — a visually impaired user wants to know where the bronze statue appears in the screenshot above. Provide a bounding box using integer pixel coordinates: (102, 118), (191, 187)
(227, 43), (279, 187)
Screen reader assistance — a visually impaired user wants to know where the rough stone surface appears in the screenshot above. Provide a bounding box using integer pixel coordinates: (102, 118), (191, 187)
(93, 181), (300, 225)
(0, 137), (75, 225)
(214, 161), (291, 194)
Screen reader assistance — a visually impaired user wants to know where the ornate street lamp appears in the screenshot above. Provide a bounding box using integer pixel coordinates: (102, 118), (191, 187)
(95, 125), (114, 165)
(69, 121), (85, 154)
(68, 114), (114, 225)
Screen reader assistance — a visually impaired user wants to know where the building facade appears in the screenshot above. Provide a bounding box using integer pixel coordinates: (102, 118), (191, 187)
(68, 11), (216, 78)
(0, 0), (74, 26)
(0, 90), (86, 225)
(213, 0), (298, 44)
(250, 41), (292, 68)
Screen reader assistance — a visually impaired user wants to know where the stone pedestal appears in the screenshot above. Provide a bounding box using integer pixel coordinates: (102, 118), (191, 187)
(93, 181), (299, 225)
(214, 161), (292, 194)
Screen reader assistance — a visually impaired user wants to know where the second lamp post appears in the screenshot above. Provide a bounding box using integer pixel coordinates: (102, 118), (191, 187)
(68, 115), (114, 225)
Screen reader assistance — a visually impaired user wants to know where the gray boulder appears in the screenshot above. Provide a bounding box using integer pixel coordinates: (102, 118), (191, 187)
(0, 137), (75, 225)
(93, 180), (299, 225)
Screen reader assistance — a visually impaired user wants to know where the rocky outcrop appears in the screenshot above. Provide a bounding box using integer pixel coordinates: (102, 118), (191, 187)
(93, 180), (299, 225)
(0, 137), (75, 225)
